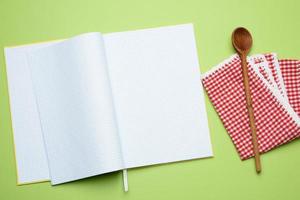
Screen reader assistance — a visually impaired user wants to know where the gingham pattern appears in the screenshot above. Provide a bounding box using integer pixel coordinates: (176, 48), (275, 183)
(202, 54), (300, 160)
(265, 53), (289, 101)
(249, 54), (282, 96)
(279, 59), (300, 116)
(250, 53), (288, 100)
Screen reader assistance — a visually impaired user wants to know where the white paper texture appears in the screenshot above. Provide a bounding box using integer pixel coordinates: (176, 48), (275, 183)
(103, 24), (213, 168)
(5, 42), (57, 184)
(5, 24), (213, 185)
(27, 33), (124, 185)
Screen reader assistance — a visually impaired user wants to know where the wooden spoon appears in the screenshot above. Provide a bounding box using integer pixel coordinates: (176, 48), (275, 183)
(232, 27), (261, 173)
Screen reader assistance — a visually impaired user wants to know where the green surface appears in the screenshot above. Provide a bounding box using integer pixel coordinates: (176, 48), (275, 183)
(0, 0), (300, 199)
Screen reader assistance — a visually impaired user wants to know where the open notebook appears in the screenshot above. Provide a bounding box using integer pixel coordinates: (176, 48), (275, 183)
(4, 24), (212, 189)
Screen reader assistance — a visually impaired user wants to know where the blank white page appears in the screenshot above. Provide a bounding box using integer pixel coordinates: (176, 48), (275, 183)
(27, 33), (124, 185)
(5, 42), (60, 184)
(103, 24), (213, 168)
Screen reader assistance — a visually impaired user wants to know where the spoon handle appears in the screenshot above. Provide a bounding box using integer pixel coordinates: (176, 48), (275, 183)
(240, 53), (262, 173)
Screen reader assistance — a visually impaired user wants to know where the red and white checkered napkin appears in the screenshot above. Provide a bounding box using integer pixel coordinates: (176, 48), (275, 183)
(201, 54), (300, 160)
(279, 59), (300, 116)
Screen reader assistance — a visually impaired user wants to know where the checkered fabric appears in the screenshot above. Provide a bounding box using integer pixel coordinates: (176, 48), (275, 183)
(202, 54), (300, 160)
(279, 59), (300, 116)
(264, 53), (288, 100)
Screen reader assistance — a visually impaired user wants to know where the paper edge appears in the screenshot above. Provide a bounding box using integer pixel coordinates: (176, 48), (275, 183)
(4, 48), (52, 186)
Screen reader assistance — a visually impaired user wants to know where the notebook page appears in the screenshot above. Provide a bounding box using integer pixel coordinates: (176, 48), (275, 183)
(103, 24), (213, 168)
(5, 42), (60, 184)
(27, 33), (124, 184)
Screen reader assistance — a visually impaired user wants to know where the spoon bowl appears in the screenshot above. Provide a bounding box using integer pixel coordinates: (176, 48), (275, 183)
(232, 27), (253, 54)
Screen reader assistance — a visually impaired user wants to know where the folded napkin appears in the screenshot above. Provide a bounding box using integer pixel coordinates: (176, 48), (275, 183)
(279, 59), (300, 116)
(201, 53), (300, 160)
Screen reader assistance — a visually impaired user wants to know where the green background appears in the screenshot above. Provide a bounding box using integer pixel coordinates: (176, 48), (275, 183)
(0, 0), (300, 199)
